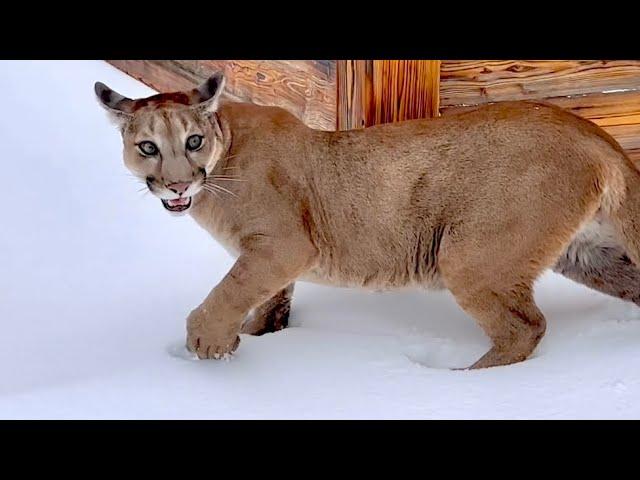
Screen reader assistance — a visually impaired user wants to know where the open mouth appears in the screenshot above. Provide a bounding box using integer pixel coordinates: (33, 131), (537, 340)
(161, 196), (192, 213)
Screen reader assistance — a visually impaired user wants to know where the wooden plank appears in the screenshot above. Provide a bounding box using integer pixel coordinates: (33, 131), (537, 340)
(440, 89), (640, 164)
(440, 60), (640, 107)
(107, 60), (201, 93)
(606, 125), (640, 163)
(107, 60), (337, 131)
(337, 60), (441, 130)
(549, 91), (640, 163)
(548, 90), (640, 128)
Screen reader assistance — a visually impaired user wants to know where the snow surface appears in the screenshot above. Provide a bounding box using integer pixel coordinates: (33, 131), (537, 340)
(1, 60), (640, 419)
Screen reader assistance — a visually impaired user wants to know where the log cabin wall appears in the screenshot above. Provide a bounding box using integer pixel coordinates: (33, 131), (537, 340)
(107, 60), (640, 161)
(107, 60), (338, 131)
(439, 60), (640, 162)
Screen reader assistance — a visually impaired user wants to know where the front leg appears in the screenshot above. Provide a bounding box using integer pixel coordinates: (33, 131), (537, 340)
(242, 283), (295, 336)
(187, 236), (315, 359)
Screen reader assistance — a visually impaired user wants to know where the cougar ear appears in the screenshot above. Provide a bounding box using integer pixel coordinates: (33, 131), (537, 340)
(190, 72), (226, 114)
(94, 81), (134, 127)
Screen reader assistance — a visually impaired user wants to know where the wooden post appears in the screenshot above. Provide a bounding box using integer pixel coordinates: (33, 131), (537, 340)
(337, 60), (441, 130)
(336, 60), (374, 130)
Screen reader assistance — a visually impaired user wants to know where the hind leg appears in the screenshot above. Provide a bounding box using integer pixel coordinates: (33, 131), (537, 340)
(436, 158), (610, 368)
(439, 217), (584, 369)
(448, 282), (547, 369)
(439, 202), (599, 368)
(241, 284), (294, 335)
(554, 222), (640, 306)
(440, 242), (552, 369)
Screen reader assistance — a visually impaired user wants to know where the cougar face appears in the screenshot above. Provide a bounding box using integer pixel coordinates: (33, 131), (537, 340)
(95, 74), (227, 215)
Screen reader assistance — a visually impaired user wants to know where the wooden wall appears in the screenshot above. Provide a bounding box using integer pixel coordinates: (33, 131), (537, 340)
(107, 60), (337, 131)
(439, 60), (640, 161)
(107, 60), (640, 161)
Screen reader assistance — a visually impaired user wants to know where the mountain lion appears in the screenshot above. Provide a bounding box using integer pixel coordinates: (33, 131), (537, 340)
(95, 72), (640, 369)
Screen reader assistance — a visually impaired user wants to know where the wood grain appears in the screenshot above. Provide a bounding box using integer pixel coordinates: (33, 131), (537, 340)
(372, 60), (441, 124)
(549, 90), (640, 129)
(337, 60), (441, 130)
(440, 60), (640, 107)
(107, 60), (201, 93)
(107, 60), (337, 131)
(336, 60), (374, 130)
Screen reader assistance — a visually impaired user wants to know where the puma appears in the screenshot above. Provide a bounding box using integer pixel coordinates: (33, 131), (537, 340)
(95, 72), (640, 369)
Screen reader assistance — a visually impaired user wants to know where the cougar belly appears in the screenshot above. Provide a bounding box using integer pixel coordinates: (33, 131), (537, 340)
(299, 266), (445, 291)
(299, 229), (447, 291)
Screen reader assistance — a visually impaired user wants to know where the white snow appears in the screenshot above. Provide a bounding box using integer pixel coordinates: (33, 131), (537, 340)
(1, 60), (640, 419)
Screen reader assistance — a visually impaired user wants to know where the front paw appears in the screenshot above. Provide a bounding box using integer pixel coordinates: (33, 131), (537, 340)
(186, 305), (241, 360)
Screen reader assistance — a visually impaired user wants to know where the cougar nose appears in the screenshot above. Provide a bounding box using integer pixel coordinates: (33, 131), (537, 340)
(167, 182), (191, 196)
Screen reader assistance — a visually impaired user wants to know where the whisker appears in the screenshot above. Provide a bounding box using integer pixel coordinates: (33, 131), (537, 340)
(208, 177), (245, 182)
(203, 185), (225, 196)
(202, 184), (223, 193)
(202, 185), (221, 199)
(204, 182), (238, 198)
(209, 183), (238, 198)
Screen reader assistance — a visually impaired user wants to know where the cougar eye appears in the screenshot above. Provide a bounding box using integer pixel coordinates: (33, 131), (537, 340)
(186, 135), (204, 151)
(138, 141), (158, 156)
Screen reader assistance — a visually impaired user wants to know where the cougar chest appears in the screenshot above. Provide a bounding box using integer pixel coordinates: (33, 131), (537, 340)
(190, 194), (242, 258)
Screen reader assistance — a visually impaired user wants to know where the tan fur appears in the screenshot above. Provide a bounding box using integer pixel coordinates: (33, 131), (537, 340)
(96, 75), (640, 368)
